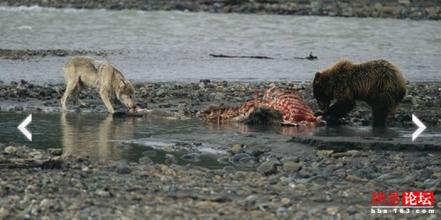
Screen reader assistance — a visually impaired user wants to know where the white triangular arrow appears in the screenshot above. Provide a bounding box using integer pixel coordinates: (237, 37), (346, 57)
(18, 114), (32, 141)
(412, 114), (426, 141)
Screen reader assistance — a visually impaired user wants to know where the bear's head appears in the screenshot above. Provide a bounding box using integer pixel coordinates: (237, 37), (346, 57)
(313, 72), (332, 111)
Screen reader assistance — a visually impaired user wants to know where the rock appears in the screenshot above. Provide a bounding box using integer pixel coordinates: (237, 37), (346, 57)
(244, 195), (258, 206)
(229, 153), (254, 167)
(214, 92), (225, 100)
(199, 79), (210, 84)
(238, 156), (256, 168)
(398, 0), (410, 5)
(316, 150), (333, 157)
(230, 144), (243, 154)
(181, 153), (201, 162)
(222, 166), (236, 173)
(326, 206), (339, 215)
(4, 146), (17, 154)
(48, 148), (63, 156)
(331, 150), (360, 158)
(217, 156), (230, 164)
(280, 197), (290, 205)
(29, 151), (43, 160)
(0, 207), (8, 219)
(276, 207), (289, 217)
(298, 168), (312, 178)
(282, 161), (302, 172)
(347, 205), (357, 215)
(165, 154), (177, 164)
(138, 156), (153, 165)
(156, 88), (166, 97)
(96, 189), (111, 197)
(346, 174), (368, 182)
(115, 162), (131, 174)
(374, 3), (383, 11)
(256, 160), (277, 176)
(39, 198), (54, 210)
(142, 150), (157, 157)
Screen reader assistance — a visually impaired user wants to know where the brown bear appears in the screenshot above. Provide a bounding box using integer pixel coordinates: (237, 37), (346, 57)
(313, 59), (407, 127)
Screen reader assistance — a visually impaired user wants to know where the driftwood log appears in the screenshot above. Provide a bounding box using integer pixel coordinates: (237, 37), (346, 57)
(209, 52), (318, 60)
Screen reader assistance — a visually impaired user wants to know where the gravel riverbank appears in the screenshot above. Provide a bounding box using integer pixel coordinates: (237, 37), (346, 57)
(0, 80), (440, 127)
(0, 80), (440, 218)
(0, 144), (440, 219)
(1, 0), (440, 20)
(0, 49), (125, 61)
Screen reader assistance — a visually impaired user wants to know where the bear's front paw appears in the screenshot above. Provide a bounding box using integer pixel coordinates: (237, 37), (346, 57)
(314, 111), (324, 116)
(323, 115), (343, 126)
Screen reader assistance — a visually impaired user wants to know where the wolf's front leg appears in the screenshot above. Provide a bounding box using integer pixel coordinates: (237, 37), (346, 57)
(60, 79), (79, 111)
(99, 88), (115, 114)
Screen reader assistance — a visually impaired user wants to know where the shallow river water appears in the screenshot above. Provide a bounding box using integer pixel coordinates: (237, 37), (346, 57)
(0, 6), (440, 83)
(0, 112), (439, 166)
(0, 7), (440, 166)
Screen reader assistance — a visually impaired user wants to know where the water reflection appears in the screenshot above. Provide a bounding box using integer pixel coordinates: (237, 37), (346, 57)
(314, 125), (400, 138)
(203, 121), (317, 136)
(60, 113), (137, 160)
(1, 111), (425, 165)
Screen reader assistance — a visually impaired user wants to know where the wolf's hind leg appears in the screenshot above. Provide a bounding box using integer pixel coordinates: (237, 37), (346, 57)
(73, 83), (88, 107)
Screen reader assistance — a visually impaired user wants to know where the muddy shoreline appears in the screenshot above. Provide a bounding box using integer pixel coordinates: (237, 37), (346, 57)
(0, 80), (440, 127)
(0, 80), (440, 218)
(1, 0), (440, 20)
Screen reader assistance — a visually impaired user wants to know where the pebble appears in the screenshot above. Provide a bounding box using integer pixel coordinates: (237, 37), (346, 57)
(346, 174), (368, 182)
(181, 153), (201, 162)
(326, 207), (339, 215)
(39, 199), (54, 210)
(282, 161), (302, 172)
(346, 205), (357, 215)
(138, 156), (153, 165)
(48, 148), (63, 156)
(230, 144), (243, 154)
(29, 151), (43, 160)
(280, 198), (290, 205)
(142, 150), (157, 157)
(229, 153), (254, 167)
(298, 168), (312, 178)
(4, 146), (17, 154)
(244, 195), (258, 206)
(96, 190), (111, 197)
(217, 156), (230, 164)
(275, 207), (289, 217)
(116, 162), (131, 174)
(0, 207), (8, 219)
(165, 154), (177, 164)
(256, 160), (277, 176)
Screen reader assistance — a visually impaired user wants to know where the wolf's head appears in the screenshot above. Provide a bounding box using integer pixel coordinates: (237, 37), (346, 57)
(117, 80), (136, 112)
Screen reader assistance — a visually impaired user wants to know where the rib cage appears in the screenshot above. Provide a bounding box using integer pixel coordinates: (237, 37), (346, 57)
(200, 87), (320, 126)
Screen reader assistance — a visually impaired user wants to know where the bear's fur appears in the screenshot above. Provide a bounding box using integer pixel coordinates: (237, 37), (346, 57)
(313, 59), (407, 127)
